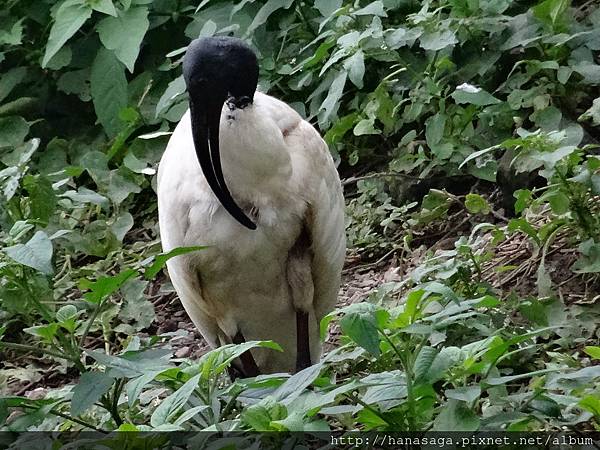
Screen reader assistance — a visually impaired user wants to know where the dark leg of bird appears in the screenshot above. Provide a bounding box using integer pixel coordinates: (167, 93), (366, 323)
(295, 310), (311, 372)
(232, 330), (260, 377)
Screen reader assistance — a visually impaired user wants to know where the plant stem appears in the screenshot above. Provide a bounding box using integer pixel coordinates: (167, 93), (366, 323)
(0, 341), (78, 363)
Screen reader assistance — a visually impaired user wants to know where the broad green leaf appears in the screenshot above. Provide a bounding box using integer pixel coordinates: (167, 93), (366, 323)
(245, 0), (294, 36)
(87, 348), (173, 378)
(433, 400), (479, 431)
(533, 0), (570, 28)
(572, 239), (600, 273)
(420, 29), (457, 51)
(5, 231), (53, 275)
(155, 75), (186, 119)
(97, 7), (149, 72)
(91, 0), (117, 16)
(71, 372), (114, 416)
(42, 0), (93, 67)
(273, 363), (323, 404)
(414, 346), (438, 382)
(344, 51), (365, 89)
(126, 371), (161, 407)
(0, 116), (29, 148)
(0, 67), (27, 104)
(584, 346), (600, 360)
(23, 323), (58, 342)
(150, 374), (201, 427)
(353, 1), (386, 17)
(319, 70), (347, 126)
(23, 175), (57, 225)
(445, 385), (481, 404)
(579, 395), (600, 417)
(80, 269), (136, 304)
(425, 112), (446, 147)
(353, 119), (380, 136)
(144, 246), (206, 279)
(340, 304), (381, 356)
(90, 47), (128, 138)
(464, 193), (491, 215)
(451, 84), (501, 106)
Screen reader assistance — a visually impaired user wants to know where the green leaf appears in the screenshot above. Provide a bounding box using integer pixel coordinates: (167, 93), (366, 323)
(5, 231), (53, 275)
(0, 67), (27, 104)
(71, 372), (114, 416)
(445, 385), (481, 404)
(584, 346), (600, 360)
(97, 7), (149, 72)
(579, 97), (600, 125)
(0, 116), (29, 148)
(414, 346), (438, 382)
(340, 304), (381, 356)
(42, 0), (93, 67)
(150, 374), (201, 427)
(87, 348), (172, 378)
(90, 47), (128, 138)
(579, 395), (600, 418)
(464, 193), (491, 215)
(273, 363), (323, 404)
(126, 371), (161, 407)
(23, 323), (59, 342)
(80, 269), (136, 304)
(23, 175), (57, 225)
(245, 0), (294, 36)
(144, 246), (206, 279)
(533, 0), (570, 28)
(319, 70), (347, 126)
(155, 75), (186, 119)
(91, 0), (117, 16)
(451, 84), (501, 106)
(433, 399), (480, 431)
(353, 119), (380, 136)
(353, 1), (386, 17)
(344, 51), (365, 89)
(420, 29), (457, 51)
(572, 239), (600, 273)
(425, 112), (446, 148)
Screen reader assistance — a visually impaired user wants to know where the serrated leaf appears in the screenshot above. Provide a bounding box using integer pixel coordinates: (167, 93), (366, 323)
(425, 112), (446, 147)
(5, 231), (53, 275)
(42, 0), (92, 67)
(90, 47), (128, 138)
(414, 346), (438, 382)
(71, 372), (114, 416)
(81, 269), (136, 304)
(97, 7), (149, 72)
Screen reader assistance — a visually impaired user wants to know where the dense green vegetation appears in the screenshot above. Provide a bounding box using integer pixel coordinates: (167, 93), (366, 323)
(1, 0), (599, 440)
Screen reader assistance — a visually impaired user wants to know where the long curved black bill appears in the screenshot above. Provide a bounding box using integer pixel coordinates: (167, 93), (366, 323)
(189, 101), (257, 230)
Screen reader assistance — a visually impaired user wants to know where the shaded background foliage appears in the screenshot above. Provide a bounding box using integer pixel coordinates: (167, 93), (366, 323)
(0, 0), (599, 437)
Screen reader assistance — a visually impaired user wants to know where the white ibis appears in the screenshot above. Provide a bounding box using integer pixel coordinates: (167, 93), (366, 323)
(157, 37), (346, 375)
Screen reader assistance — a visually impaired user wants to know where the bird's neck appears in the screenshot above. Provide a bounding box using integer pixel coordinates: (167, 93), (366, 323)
(217, 103), (292, 205)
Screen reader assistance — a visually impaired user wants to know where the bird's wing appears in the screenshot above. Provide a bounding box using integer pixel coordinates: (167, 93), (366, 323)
(260, 93), (346, 320)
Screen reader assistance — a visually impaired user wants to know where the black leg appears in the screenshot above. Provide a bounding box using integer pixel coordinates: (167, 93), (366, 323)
(296, 310), (311, 372)
(232, 330), (260, 378)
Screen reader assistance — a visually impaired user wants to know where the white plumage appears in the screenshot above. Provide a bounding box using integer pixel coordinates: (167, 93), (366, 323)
(157, 58), (345, 374)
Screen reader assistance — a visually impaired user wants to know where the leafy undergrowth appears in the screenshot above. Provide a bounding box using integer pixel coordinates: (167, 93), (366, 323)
(1, 0), (600, 441)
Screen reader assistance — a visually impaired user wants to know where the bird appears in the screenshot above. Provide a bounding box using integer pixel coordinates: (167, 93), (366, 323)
(157, 36), (346, 376)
